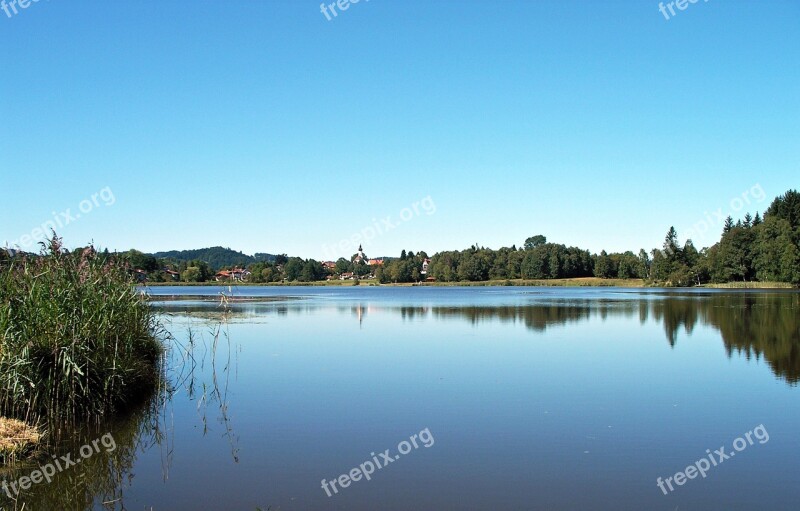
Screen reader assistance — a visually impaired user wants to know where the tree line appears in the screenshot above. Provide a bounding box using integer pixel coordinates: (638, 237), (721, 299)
(8, 189), (796, 286)
(645, 189), (800, 285)
(383, 189), (800, 286)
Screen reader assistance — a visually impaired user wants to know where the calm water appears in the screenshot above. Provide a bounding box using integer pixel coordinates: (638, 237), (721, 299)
(4, 287), (800, 510)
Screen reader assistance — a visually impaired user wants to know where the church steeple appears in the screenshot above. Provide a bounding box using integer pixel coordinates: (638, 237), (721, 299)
(353, 244), (366, 263)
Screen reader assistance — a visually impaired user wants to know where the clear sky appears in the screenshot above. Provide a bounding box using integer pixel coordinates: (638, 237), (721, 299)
(1, 0), (798, 260)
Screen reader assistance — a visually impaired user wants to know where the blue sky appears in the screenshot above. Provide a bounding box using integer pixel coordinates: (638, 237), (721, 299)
(1, 0), (798, 260)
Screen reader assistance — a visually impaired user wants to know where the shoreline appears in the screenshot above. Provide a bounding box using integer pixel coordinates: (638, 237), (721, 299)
(139, 278), (797, 290)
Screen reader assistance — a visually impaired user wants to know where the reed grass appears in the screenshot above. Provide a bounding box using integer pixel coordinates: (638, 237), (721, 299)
(0, 235), (166, 425)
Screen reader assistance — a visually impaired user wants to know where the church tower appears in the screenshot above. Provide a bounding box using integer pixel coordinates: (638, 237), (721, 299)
(354, 244), (366, 262)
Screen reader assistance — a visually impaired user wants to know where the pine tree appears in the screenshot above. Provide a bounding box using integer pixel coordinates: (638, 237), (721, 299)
(723, 216), (734, 234)
(766, 189), (800, 229)
(663, 227), (681, 261)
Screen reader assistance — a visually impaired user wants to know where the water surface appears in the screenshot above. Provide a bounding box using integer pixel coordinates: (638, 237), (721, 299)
(4, 287), (799, 510)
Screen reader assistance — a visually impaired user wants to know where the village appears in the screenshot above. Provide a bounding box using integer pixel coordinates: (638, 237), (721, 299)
(211, 245), (431, 283)
(131, 244), (432, 284)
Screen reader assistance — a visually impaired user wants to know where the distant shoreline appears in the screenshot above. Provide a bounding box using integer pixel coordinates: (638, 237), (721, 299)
(697, 281), (796, 289)
(139, 278), (797, 289)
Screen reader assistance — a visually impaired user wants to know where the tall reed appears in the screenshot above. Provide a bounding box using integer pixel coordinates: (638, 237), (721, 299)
(0, 235), (165, 425)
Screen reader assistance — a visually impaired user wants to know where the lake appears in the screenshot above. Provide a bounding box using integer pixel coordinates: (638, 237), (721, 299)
(5, 286), (800, 510)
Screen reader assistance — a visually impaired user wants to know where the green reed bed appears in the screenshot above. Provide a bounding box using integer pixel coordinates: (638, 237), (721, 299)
(0, 236), (166, 426)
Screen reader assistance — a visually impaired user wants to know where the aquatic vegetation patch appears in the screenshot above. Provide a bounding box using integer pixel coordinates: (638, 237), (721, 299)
(0, 235), (166, 425)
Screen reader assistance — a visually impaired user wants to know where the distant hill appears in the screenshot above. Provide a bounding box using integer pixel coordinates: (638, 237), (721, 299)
(151, 247), (275, 270)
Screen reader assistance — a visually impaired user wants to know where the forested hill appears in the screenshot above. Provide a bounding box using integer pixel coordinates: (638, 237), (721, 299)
(151, 247), (275, 269)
